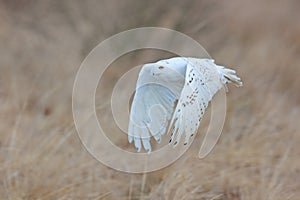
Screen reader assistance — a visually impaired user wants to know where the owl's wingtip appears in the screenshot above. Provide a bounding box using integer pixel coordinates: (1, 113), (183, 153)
(217, 65), (243, 87)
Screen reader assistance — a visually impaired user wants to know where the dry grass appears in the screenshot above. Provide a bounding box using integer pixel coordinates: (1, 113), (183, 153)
(0, 0), (300, 199)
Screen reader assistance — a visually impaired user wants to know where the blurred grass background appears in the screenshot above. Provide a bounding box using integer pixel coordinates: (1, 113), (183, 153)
(0, 0), (300, 199)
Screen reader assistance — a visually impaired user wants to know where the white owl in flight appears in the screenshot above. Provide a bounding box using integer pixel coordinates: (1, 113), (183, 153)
(128, 57), (242, 153)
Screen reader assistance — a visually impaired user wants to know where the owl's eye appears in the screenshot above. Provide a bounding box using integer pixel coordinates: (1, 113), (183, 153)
(158, 66), (164, 70)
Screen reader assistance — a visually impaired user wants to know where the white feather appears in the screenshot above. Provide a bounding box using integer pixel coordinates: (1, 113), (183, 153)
(128, 57), (242, 152)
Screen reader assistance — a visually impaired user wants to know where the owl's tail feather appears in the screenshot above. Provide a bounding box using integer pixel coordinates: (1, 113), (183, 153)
(217, 66), (243, 87)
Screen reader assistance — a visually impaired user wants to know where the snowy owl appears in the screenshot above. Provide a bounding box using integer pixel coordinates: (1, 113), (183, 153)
(128, 57), (242, 153)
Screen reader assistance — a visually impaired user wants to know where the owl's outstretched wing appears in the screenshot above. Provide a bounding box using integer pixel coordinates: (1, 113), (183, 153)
(167, 59), (223, 146)
(128, 62), (185, 152)
(128, 57), (242, 152)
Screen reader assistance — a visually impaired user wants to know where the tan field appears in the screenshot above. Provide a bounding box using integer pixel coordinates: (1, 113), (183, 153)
(0, 0), (300, 199)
